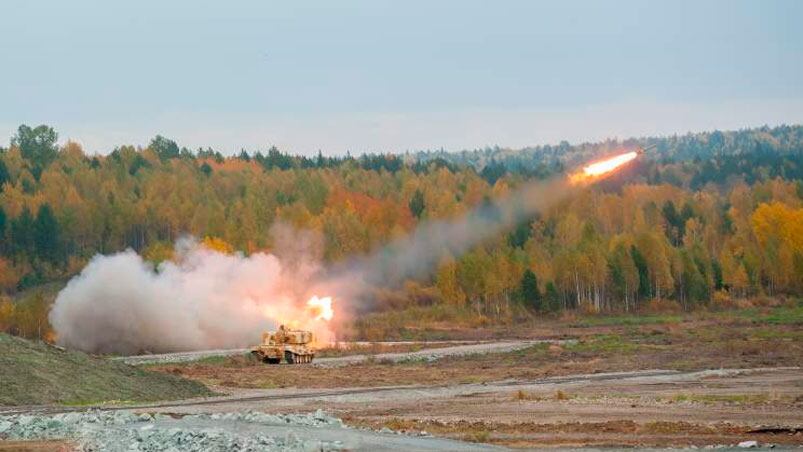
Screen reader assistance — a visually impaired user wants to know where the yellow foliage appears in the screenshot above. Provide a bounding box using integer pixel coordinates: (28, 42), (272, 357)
(0, 258), (20, 293)
(751, 202), (803, 253)
(200, 236), (235, 254)
(142, 241), (175, 264)
(0, 296), (15, 331)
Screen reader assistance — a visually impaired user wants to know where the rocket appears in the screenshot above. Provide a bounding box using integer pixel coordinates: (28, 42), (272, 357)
(636, 144), (657, 155)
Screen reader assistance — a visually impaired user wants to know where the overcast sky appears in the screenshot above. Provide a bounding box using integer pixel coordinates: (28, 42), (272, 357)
(1, 0), (801, 155)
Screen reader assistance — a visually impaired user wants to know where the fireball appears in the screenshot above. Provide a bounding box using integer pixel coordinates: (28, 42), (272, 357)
(569, 151), (639, 184)
(306, 295), (334, 321)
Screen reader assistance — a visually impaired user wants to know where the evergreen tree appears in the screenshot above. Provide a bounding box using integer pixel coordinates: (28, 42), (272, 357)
(34, 204), (60, 262)
(0, 159), (9, 190)
(712, 259), (724, 291)
(200, 162), (213, 177)
(0, 207), (6, 253)
(662, 201), (681, 244)
(544, 281), (561, 312)
(520, 269), (541, 311)
(11, 207), (35, 257)
(631, 245), (651, 300)
(508, 220), (533, 249)
(149, 135), (180, 161)
(409, 189), (425, 219)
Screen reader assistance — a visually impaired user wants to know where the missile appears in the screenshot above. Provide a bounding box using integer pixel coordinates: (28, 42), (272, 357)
(636, 144), (657, 155)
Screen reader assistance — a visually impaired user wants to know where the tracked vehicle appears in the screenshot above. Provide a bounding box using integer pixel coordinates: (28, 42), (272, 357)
(251, 326), (315, 364)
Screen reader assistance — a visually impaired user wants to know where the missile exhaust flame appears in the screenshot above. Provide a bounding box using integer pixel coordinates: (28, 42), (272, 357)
(306, 296), (334, 322)
(569, 150), (639, 184)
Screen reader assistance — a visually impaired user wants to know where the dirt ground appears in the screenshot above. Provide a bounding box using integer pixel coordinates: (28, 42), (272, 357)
(140, 312), (803, 448)
(4, 310), (800, 449)
(153, 318), (802, 390)
(0, 441), (73, 451)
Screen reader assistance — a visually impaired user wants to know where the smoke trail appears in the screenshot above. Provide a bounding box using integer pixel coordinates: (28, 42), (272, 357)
(318, 176), (575, 295)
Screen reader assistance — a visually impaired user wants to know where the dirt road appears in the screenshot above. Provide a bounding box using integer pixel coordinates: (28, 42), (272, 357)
(116, 340), (555, 366)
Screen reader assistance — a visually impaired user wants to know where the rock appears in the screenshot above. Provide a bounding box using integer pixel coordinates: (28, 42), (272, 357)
(379, 427), (393, 434)
(738, 440), (759, 448)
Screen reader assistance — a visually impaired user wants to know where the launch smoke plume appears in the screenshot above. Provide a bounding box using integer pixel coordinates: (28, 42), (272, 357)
(50, 236), (333, 354)
(51, 174), (582, 354)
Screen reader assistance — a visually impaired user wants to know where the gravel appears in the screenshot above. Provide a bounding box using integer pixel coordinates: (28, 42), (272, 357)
(0, 409), (346, 451)
(0, 409), (500, 451)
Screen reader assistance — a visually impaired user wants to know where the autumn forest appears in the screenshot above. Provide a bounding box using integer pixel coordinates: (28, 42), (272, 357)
(1, 124), (802, 339)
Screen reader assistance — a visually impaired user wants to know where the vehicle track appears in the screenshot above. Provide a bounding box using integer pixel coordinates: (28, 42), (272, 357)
(4, 367), (770, 417)
(115, 339), (560, 366)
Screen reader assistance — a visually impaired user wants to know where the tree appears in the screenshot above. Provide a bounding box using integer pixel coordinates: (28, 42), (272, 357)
(630, 245), (650, 300)
(142, 241), (175, 264)
(712, 259), (724, 291)
(520, 269), (541, 311)
(34, 204), (60, 262)
(149, 135), (180, 161)
(0, 159), (9, 190)
(544, 281), (561, 312)
(11, 207), (35, 257)
(0, 206), (6, 244)
(0, 296), (15, 332)
(436, 259), (465, 305)
(0, 258), (20, 293)
(11, 124), (59, 169)
(508, 220), (533, 249)
(409, 189), (425, 219)
(609, 240), (638, 311)
(662, 201), (681, 245)
(200, 162), (213, 177)
(201, 236), (234, 254)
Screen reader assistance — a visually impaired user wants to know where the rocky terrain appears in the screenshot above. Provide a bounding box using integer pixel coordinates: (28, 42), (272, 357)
(0, 410), (497, 451)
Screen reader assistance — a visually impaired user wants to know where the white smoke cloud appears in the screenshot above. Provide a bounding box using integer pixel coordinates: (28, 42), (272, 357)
(49, 238), (334, 354)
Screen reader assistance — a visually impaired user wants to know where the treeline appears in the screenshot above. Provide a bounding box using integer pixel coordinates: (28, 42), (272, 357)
(416, 125), (803, 187)
(0, 124), (802, 333)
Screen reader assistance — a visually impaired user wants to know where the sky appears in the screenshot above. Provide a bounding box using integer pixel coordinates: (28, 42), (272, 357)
(0, 0), (801, 155)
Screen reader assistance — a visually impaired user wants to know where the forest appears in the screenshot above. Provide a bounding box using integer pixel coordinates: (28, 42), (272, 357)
(0, 124), (802, 339)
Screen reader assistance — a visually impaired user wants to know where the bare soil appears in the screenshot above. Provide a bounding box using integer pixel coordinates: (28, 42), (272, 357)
(0, 441), (73, 451)
(146, 311), (803, 448)
(153, 320), (802, 390)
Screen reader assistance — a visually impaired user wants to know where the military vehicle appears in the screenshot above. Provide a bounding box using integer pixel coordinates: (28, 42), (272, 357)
(251, 326), (315, 364)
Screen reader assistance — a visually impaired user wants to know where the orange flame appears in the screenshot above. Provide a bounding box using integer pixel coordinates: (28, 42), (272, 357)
(306, 295), (334, 321)
(569, 151), (638, 184)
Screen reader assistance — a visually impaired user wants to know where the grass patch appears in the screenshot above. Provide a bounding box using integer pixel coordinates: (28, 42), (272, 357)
(729, 300), (803, 326)
(761, 303), (803, 325)
(749, 328), (803, 340)
(0, 333), (211, 406)
(564, 334), (640, 354)
(668, 393), (774, 405)
(349, 304), (507, 341)
(571, 314), (683, 328)
(465, 430), (491, 443)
